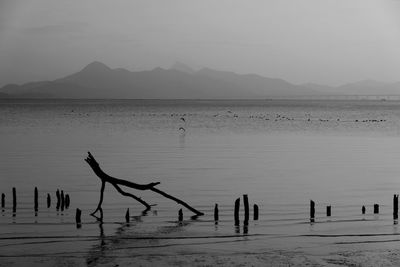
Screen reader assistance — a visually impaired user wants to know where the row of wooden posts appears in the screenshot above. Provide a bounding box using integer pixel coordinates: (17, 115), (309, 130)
(123, 194), (260, 225)
(233, 194), (259, 225)
(10, 188), (400, 226)
(1, 187), (82, 228)
(309, 194), (400, 222)
(1, 187), (71, 214)
(1, 189), (259, 227)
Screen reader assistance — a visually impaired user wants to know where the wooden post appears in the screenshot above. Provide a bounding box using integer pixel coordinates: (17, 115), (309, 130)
(65, 194), (70, 209)
(75, 208), (82, 228)
(253, 204), (259, 221)
(234, 198), (240, 225)
(47, 193), (51, 208)
(12, 187), (16, 213)
(243, 224), (248, 234)
(178, 209), (183, 221)
(243, 194), (249, 223)
(1, 193), (4, 208)
(326, 205), (331, 217)
(374, 204), (379, 214)
(34, 187), (38, 212)
(56, 190), (60, 210)
(310, 200), (315, 222)
(362, 205), (366, 214)
(394, 195), (399, 219)
(125, 208), (130, 223)
(60, 190), (65, 211)
(214, 204), (219, 221)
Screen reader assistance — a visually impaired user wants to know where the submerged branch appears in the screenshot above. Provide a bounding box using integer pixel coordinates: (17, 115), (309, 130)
(150, 187), (204, 216)
(85, 152), (204, 219)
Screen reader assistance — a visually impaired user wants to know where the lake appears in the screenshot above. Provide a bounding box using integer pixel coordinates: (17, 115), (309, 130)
(2, 99), (400, 266)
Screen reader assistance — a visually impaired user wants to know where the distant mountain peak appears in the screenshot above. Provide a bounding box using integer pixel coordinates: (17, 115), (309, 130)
(81, 61), (111, 72)
(170, 61), (194, 74)
(0, 62), (330, 98)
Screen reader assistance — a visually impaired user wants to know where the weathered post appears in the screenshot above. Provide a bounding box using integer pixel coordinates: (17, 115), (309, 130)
(65, 194), (70, 209)
(326, 205), (331, 217)
(253, 204), (259, 220)
(47, 193), (51, 208)
(60, 190), (65, 211)
(362, 205), (366, 214)
(243, 224), (248, 234)
(310, 200), (315, 222)
(75, 208), (82, 228)
(214, 204), (219, 222)
(1, 193), (4, 209)
(12, 187), (16, 213)
(34, 187), (38, 212)
(243, 194), (249, 223)
(125, 208), (130, 223)
(234, 198), (240, 226)
(394, 195), (399, 220)
(374, 204), (379, 214)
(56, 190), (60, 210)
(178, 209), (183, 221)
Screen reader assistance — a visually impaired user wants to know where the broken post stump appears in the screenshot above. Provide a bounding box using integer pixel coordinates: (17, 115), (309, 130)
(178, 209), (183, 221)
(47, 193), (51, 208)
(60, 190), (65, 211)
(1, 193), (4, 208)
(394, 194), (399, 220)
(253, 204), (259, 221)
(65, 194), (70, 209)
(75, 208), (82, 228)
(326, 205), (331, 217)
(34, 187), (38, 212)
(214, 204), (219, 221)
(362, 205), (366, 214)
(125, 208), (130, 223)
(56, 190), (60, 210)
(243, 194), (249, 223)
(12, 187), (16, 213)
(310, 200), (315, 222)
(234, 198), (240, 225)
(374, 204), (379, 214)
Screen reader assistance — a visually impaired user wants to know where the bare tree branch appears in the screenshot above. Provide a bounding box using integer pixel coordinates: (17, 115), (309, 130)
(85, 152), (204, 220)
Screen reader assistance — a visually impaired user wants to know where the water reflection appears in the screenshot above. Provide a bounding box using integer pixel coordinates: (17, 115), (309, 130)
(179, 131), (186, 148)
(86, 222), (107, 267)
(86, 209), (196, 265)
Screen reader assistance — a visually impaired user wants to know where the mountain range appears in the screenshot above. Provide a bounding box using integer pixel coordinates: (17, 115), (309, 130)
(1, 62), (399, 98)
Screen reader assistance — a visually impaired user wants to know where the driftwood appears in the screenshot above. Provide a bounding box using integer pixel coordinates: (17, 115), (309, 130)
(84, 152), (204, 220)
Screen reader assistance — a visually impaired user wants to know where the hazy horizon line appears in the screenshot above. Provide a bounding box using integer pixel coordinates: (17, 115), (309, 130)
(2, 60), (399, 89)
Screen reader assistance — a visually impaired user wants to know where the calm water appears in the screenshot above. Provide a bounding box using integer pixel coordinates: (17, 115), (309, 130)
(2, 99), (400, 263)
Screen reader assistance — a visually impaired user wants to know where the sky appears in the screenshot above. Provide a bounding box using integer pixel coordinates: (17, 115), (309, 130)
(1, 0), (400, 87)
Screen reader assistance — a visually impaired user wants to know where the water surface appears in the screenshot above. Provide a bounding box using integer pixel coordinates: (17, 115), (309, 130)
(1, 99), (400, 265)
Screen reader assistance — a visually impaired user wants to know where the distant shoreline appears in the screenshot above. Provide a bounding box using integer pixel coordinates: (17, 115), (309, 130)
(0, 96), (398, 101)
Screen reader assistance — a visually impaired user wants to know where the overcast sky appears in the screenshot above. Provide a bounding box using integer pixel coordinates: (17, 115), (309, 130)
(1, 0), (400, 87)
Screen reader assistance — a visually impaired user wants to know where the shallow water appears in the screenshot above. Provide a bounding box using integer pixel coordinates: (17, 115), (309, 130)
(2, 99), (400, 265)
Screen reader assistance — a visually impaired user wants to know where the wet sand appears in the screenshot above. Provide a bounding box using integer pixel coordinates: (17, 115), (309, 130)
(2, 205), (400, 266)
